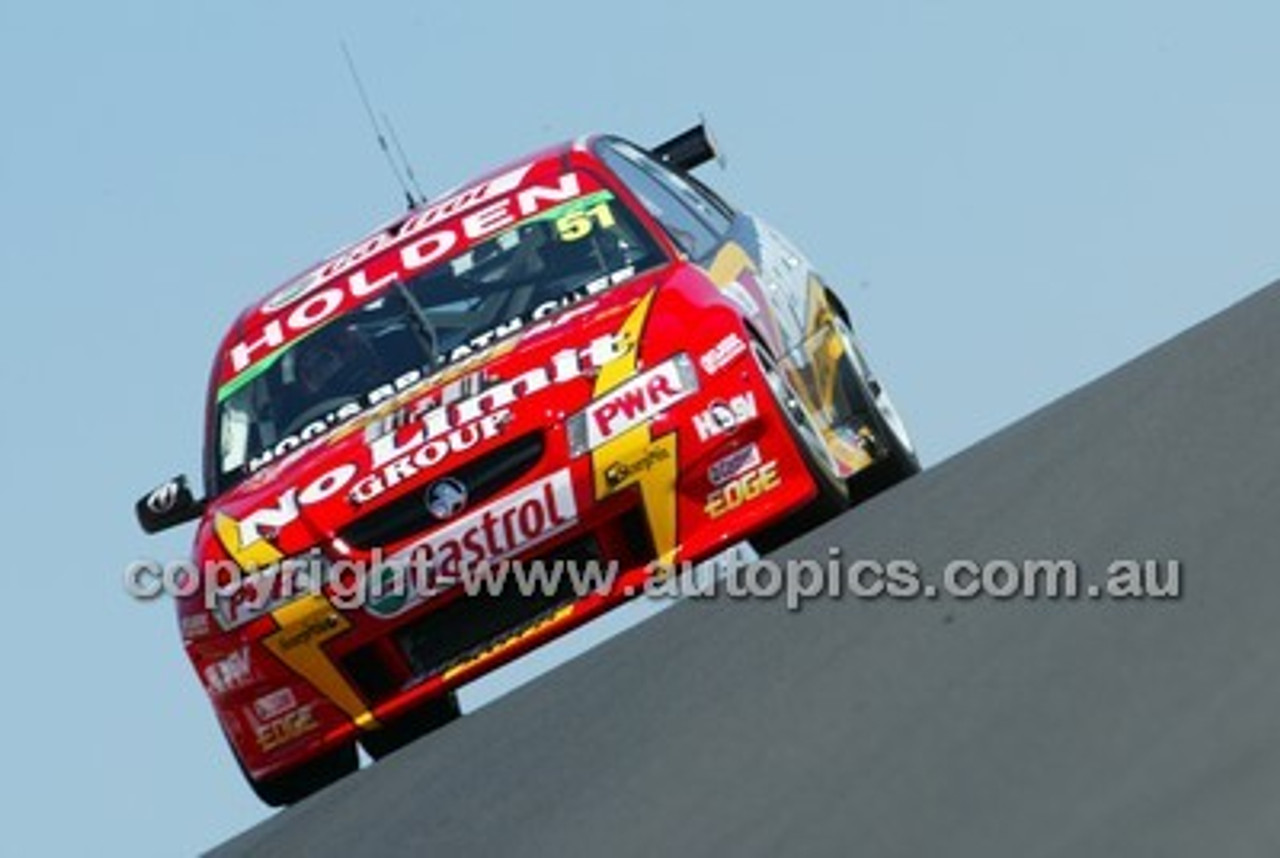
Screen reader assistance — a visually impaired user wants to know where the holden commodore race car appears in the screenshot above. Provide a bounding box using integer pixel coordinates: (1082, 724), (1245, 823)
(135, 125), (917, 805)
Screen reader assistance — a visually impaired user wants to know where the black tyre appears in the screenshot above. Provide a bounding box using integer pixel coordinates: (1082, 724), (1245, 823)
(359, 694), (460, 760)
(241, 741), (359, 807)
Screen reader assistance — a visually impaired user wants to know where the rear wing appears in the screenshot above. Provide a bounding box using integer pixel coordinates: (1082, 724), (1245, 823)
(651, 122), (722, 172)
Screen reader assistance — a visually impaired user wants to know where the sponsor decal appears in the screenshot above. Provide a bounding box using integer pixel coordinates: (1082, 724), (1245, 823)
(244, 365), (439, 472)
(252, 687), (298, 722)
(254, 704), (319, 752)
(704, 460), (781, 519)
(215, 333), (631, 565)
(350, 410), (508, 506)
(440, 266), (631, 366)
(369, 470), (579, 618)
(275, 611), (344, 653)
(228, 169), (586, 380)
(203, 648), (252, 695)
(399, 469), (577, 577)
(707, 443), (763, 488)
(262, 595), (375, 730)
(693, 392), (759, 442)
(699, 332), (746, 376)
(568, 355), (698, 455)
(211, 553), (327, 630)
(261, 164), (534, 314)
(180, 613), (211, 640)
(586, 290), (681, 564)
(364, 564), (418, 619)
(603, 444), (672, 492)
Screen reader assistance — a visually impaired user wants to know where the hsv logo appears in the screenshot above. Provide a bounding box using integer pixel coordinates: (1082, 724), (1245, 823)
(569, 356), (698, 454)
(203, 648), (252, 695)
(693, 392), (759, 442)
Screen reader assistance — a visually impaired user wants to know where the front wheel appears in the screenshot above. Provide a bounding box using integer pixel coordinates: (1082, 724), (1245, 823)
(750, 339), (849, 553)
(240, 741), (359, 807)
(830, 318), (920, 501)
(359, 694), (460, 760)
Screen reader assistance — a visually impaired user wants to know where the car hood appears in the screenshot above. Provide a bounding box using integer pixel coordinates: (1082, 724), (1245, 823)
(199, 271), (668, 565)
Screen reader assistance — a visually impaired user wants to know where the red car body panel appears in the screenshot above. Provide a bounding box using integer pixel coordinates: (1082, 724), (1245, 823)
(154, 135), (894, 788)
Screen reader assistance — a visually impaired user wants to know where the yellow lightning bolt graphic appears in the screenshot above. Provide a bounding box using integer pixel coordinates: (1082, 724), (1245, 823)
(590, 291), (681, 566)
(214, 512), (284, 571)
(261, 594), (379, 730)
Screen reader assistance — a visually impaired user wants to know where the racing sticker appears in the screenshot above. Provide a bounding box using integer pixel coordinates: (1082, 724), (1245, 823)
(262, 594), (378, 730)
(602, 443), (673, 492)
(385, 468), (578, 592)
(699, 332), (746, 376)
(707, 443), (762, 488)
(704, 459), (780, 519)
(253, 704), (318, 753)
(361, 469), (580, 620)
(203, 647), (252, 695)
(693, 392), (758, 442)
(224, 168), (597, 385)
(568, 355), (698, 455)
(584, 290), (683, 566)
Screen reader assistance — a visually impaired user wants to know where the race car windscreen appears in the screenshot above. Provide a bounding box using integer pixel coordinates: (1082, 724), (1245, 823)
(213, 188), (663, 494)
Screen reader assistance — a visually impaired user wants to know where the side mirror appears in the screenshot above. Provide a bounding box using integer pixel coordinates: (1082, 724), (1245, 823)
(136, 475), (205, 534)
(651, 120), (724, 172)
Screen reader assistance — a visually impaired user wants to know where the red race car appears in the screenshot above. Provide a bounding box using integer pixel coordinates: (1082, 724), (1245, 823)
(136, 125), (917, 805)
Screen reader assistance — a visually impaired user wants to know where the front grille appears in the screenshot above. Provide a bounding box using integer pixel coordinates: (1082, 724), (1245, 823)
(339, 431), (544, 551)
(396, 564), (584, 680)
(337, 502), (657, 706)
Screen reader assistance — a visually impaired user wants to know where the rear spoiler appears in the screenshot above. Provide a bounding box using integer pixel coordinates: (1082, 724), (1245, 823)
(651, 122), (722, 172)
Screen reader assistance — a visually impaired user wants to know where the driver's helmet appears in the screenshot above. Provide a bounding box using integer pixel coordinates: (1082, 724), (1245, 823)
(289, 322), (378, 399)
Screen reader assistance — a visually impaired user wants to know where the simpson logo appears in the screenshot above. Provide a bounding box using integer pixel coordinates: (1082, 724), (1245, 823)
(707, 443), (762, 487)
(383, 469), (578, 608)
(603, 444), (672, 491)
(705, 460), (781, 519)
(693, 392), (758, 442)
(277, 612), (343, 652)
(568, 355), (698, 455)
(699, 333), (746, 376)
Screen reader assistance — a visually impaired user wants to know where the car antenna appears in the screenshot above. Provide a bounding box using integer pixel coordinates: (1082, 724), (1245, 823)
(340, 41), (424, 210)
(382, 112), (426, 204)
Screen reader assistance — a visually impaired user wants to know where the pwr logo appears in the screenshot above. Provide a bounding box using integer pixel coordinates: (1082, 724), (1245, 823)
(569, 356), (697, 454)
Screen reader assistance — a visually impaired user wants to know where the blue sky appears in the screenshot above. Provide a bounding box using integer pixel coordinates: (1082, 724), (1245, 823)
(2, 2), (1277, 854)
